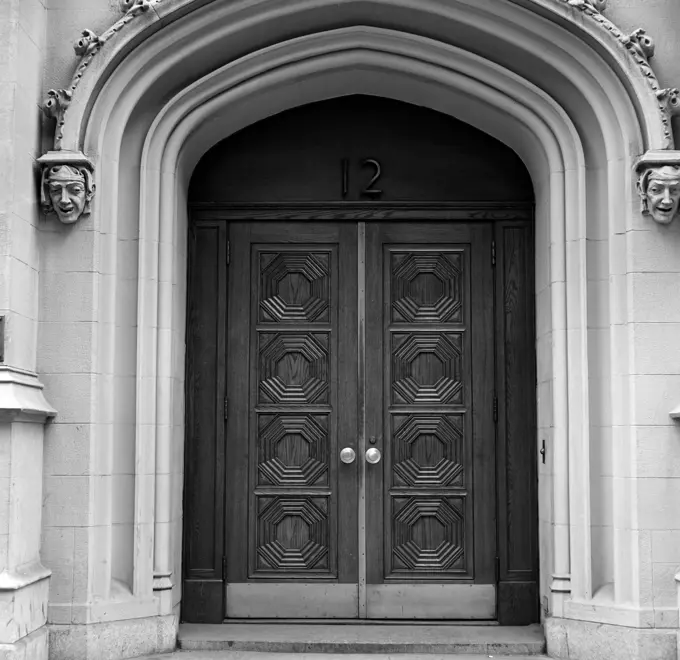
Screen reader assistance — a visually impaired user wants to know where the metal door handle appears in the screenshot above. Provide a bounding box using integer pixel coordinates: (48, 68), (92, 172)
(365, 447), (381, 464)
(340, 447), (356, 464)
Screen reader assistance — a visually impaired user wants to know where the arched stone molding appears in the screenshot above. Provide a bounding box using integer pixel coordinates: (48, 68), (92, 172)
(43, 0), (676, 153)
(37, 1), (680, 658)
(141, 25), (585, 616)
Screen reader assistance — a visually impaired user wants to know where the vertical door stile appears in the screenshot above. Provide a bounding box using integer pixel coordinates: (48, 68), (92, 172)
(357, 221), (368, 618)
(182, 219), (229, 623)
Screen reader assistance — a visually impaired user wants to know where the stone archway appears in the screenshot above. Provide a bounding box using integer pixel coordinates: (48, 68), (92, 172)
(37, 1), (680, 658)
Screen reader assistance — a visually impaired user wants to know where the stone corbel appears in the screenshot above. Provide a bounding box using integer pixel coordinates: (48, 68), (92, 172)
(635, 150), (680, 226)
(37, 151), (95, 225)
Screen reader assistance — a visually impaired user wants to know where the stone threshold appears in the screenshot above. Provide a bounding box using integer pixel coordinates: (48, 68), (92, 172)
(177, 623), (546, 655)
(143, 654), (550, 660)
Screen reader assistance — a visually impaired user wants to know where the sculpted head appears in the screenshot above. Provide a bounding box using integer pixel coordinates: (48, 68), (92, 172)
(638, 165), (680, 225)
(41, 164), (94, 224)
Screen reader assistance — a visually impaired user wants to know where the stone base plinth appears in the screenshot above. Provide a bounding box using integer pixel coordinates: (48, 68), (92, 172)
(546, 617), (678, 660)
(0, 627), (48, 660)
(48, 613), (177, 660)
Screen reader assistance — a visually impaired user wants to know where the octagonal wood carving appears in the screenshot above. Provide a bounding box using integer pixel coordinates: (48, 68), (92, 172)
(392, 496), (465, 572)
(391, 252), (462, 323)
(256, 496), (330, 571)
(258, 414), (329, 487)
(258, 332), (329, 404)
(391, 332), (462, 404)
(259, 252), (330, 323)
(392, 414), (464, 488)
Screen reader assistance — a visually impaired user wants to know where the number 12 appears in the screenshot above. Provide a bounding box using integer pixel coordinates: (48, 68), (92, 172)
(342, 158), (383, 197)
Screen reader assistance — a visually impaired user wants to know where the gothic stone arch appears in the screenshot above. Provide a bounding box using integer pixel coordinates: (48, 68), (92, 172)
(38, 1), (680, 658)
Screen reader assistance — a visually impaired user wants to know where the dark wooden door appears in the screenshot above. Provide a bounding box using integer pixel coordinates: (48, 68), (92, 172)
(183, 215), (537, 623)
(364, 222), (496, 619)
(219, 219), (499, 619)
(183, 94), (537, 626)
(225, 221), (359, 618)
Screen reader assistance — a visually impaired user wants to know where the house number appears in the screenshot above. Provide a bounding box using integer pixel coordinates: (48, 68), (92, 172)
(341, 158), (383, 197)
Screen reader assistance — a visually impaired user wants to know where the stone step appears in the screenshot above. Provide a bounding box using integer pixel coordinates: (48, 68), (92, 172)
(177, 624), (546, 656)
(144, 654), (550, 660)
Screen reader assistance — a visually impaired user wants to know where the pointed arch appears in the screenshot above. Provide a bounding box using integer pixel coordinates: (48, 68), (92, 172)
(38, 0), (669, 650)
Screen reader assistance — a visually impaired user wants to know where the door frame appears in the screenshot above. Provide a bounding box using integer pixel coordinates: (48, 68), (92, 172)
(182, 202), (537, 625)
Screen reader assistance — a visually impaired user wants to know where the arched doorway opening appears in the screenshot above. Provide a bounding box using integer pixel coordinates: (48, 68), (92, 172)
(183, 96), (538, 624)
(36, 0), (680, 651)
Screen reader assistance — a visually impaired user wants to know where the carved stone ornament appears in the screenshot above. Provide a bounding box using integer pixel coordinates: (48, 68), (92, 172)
(37, 152), (95, 225)
(556, 0), (680, 148)
(38, 0), (680, 153)
(42, 0), (161, 150)
(636, 151), (680, 225)
(567, 0), (607, 11)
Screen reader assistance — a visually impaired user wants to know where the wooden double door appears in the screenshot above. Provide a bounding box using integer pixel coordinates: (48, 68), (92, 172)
(225, 219), (494, 620)
(183, 216), (537, 623)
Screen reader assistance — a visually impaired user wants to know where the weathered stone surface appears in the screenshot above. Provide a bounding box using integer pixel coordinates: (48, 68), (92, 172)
(0, 626), (48, 660)
(546, 617), (677, 660)
(178, 624), (546, 655)
(3, 2), (680, 660)
(49, 614), (177, 660)
(0, 578), (48, 644)
(141, 654), (550, 660)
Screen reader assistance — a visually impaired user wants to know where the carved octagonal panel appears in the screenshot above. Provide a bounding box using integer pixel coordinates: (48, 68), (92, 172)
(258, 414), (329, 487)
(258, 332), (329, 404)
(392, 414), (464, 487)
(391, 332), (462, 404)
(256, 496), (330, 572)
(392, 496), (465, 572)
(391, 252), (462, 323)
(259, 252), (330, 323)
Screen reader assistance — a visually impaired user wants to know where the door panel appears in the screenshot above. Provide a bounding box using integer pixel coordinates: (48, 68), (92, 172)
(226, 222), (358, 618)
(366, 583), (495, 619)
(365, 223), (496, 619)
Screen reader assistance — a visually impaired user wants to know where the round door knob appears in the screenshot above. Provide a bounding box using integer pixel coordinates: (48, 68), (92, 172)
(340, 447), (356, 464)
(365, 447), (381, 464)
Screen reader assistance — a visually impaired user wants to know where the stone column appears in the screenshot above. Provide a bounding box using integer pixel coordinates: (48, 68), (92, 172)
(0, 0), (53, 659)
(0, 371), (55, 660)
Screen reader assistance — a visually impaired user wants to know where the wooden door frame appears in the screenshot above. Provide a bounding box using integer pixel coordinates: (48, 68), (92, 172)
(182, 202), (537, 624)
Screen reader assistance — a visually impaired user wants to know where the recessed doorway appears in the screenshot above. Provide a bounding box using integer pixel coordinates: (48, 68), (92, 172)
(182, 96), (537, 625)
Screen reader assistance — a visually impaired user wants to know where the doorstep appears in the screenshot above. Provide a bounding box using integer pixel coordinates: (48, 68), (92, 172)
(142, 654), (550, 660)
(175, 623), (546, 655)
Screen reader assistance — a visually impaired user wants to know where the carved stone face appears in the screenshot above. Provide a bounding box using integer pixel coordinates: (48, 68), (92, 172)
(642, 166), (680, 225)
(42, 165), (94, 224)
(49, 179), (86, 224)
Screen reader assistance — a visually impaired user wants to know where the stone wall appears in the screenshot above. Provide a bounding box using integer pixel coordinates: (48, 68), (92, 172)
(0, 1), (53, 659)
(613, 0), (680, 631)
(12, 1), (680, 659)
